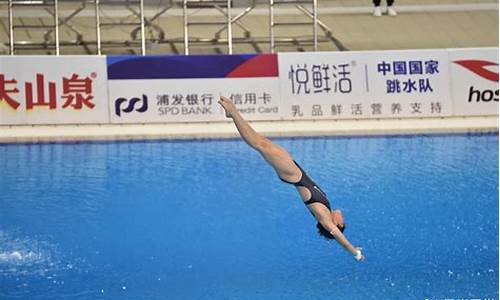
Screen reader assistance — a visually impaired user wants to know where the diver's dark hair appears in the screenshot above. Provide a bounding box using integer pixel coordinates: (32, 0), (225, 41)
(316, 222), (345, 240)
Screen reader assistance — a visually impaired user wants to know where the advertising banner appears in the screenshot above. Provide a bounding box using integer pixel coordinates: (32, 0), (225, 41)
(0, 56), (109, 125)
(278, 50), (452, 120)
(448, 48), (499, 116)
(278, 51), (367, 119)
(107, 54), (281, 123)
(0, 48), (496, 126)
(364, 50), (452, 118)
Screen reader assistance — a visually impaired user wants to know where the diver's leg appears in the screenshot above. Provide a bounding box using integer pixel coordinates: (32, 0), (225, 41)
(219, 96), (301, 181)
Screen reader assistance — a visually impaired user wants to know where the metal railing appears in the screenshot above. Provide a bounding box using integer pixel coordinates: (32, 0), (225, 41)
(1, 0), (346, 55)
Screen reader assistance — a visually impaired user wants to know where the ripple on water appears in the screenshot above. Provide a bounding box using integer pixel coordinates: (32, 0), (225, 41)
(0, 230), (65, 278)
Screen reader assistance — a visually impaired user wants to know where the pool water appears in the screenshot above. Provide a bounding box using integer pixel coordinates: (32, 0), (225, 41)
(0, 134), (498, 300)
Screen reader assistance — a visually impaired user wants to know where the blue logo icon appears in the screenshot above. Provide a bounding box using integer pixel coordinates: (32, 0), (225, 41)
(115, 94), (148, 116)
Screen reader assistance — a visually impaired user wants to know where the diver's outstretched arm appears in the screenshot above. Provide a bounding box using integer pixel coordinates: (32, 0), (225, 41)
(318, 215), (364, 261)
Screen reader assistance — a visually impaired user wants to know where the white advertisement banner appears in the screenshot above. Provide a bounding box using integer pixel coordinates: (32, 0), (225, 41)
(278, 50), (453, 120)
(448, 48), (499, 116)
(0, 49), (496, 126)
(364, 50), (452, 118)
(108, 78), (281, 123)
(0, 56), (109, 125)
(278, 51), (367, 119)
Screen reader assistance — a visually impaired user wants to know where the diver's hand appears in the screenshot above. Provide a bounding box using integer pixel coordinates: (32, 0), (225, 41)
(353, 247), (364, 262)
(218, 96), (238, 118)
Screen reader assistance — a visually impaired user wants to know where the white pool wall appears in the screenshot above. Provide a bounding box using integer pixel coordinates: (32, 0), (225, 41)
(0, 116), (497, 143)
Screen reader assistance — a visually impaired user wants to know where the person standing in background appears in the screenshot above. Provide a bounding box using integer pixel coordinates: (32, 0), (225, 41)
(373, 0), (397, 17)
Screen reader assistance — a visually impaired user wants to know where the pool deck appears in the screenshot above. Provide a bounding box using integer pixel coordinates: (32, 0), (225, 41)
(0, 116), (497, 143)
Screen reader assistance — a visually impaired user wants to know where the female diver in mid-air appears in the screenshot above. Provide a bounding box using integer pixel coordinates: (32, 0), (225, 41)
(218, 96), (364, 261)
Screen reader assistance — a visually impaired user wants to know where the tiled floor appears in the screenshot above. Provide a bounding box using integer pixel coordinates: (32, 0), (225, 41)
(320, 10), (498, 51)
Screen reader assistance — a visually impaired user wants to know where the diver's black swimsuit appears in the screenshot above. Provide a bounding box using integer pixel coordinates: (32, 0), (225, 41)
(279, 161), (331, 211)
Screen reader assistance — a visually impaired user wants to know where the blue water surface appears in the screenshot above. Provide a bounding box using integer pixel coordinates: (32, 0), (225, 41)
(0, 134), (498, 300)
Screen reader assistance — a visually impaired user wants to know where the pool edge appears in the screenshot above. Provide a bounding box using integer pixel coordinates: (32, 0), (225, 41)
(0, 116), (497, 144)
